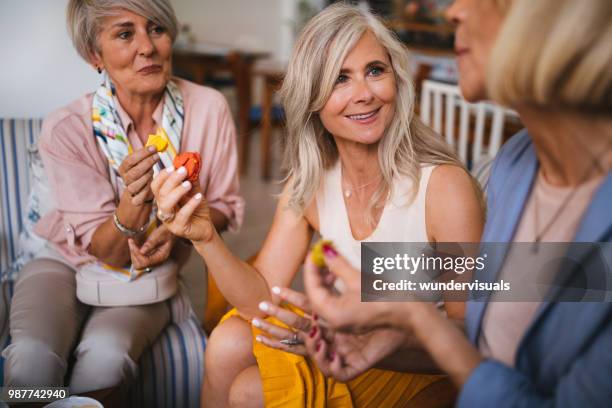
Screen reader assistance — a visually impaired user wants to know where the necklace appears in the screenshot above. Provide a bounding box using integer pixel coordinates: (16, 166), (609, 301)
(341, 165), (382, 199)
(343, 177), (382, 198)
(532, 140), (612, 253)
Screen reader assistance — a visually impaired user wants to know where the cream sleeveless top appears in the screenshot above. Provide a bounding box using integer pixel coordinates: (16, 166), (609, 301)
(316, 161), (436, 269)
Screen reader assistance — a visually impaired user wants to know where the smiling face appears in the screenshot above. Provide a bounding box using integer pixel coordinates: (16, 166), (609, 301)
(446, 0), (505, 102)
(318, 30), (397, 146)
(91, 8), (172, 98)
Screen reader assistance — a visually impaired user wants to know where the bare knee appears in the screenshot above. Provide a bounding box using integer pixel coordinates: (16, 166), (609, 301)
(228, 366), (263, 408)
(205, 316), (255, 376)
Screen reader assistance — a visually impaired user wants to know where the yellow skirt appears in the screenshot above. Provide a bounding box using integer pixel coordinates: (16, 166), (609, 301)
(221, 308), (444, 408)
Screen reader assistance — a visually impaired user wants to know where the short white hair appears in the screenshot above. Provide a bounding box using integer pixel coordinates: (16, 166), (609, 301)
(67, 0), (178, 62)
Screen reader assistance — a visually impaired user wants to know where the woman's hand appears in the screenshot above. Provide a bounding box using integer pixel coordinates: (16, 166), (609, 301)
(253, 287), (405, 379)
(303, 248), (394, 333)
(305, 247), (483, 387)
(118, 146), (160, 206)
(127, 224), (176, 269)
(305, 326), (407, 382)
(151, 166), (214, 243)
(253, 287), (316, 356)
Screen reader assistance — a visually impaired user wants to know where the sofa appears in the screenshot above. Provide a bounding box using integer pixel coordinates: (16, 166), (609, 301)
(0, 118), (206, 407)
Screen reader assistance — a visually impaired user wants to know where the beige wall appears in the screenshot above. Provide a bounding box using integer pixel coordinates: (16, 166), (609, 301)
(0, 0), (99, 118)
(172, 0), (298, 60)
(0, 0), (302, 117)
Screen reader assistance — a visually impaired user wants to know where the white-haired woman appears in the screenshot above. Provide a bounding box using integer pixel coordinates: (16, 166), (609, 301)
(153, 3), (483, 408)
(2, 0), (243, 403)
(304, 0), (612, 407)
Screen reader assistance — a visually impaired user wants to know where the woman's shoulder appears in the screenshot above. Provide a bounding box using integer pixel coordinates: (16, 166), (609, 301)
(425, 164), (484, 241)
(173, 77), (229, 113)
(424, 164), (482, 217)
(489, 129), (533, 174)
(427, 164), (474, 196)
(393, 163), (461, 196)
(486, 129), (534, 196)
(40, 93), (94, 148)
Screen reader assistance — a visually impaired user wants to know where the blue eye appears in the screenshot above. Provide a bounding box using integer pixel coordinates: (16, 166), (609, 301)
(335, 74), (349, 85)
(368, 66), (384, 76)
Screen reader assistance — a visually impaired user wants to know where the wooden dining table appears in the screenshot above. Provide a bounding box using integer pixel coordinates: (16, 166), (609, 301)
(173, 42), (269, 175)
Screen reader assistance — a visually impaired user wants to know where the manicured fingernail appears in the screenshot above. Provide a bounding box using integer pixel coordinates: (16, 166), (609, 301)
(182, 181), (191, 189)
(329, 351), (336, 360)
(255, 335), (263, 342)
(177, 166), (186, 174)
(258, 302), (269, 312)
(315, 341), (321, 352)
(166, 166), (174, 173)
(309, 326), (317, 338)
(148, 146), (157, 153)
(194, 193), (202, 200)
(271, 286), (281, 295)
(322, 243), (337, 258)
(252, 319), (262, 328)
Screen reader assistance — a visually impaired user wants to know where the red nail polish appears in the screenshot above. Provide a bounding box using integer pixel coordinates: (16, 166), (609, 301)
(322, 243), (337, 258)
(329, 352), (335, 360)
(313, 313), (319, 321)
(309, 326), (318, 338)
(315, 341), (321, 352)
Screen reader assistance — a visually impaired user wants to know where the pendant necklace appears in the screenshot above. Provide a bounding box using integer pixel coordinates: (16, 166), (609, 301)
(532, 139), (612, 253)
(341, 165), (382, 199)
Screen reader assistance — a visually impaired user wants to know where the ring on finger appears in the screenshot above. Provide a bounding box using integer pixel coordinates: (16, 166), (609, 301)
(280, 332), (303, 346)
(157, 209), (175, 223)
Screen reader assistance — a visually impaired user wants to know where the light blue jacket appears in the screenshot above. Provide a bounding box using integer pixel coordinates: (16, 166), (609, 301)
(459, 130), (612, 407)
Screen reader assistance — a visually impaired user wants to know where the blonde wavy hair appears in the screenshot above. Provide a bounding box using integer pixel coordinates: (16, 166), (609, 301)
(488, 0), (612, 114)
(280, 2), (463, 216)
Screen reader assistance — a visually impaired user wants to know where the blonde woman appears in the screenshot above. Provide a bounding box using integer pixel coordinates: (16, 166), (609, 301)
(304, 0), (612, 407)
(153, 3), (483, 407)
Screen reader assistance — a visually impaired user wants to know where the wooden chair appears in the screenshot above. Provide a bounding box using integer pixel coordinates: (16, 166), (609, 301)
(253, 62), (285, 180)
(419, 79), (521, 169)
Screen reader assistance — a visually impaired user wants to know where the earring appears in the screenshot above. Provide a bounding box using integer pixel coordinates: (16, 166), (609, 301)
(97, 66), (102, 74)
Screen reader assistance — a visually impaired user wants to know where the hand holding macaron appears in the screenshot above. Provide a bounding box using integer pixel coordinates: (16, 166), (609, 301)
(151, 163), (213, 244)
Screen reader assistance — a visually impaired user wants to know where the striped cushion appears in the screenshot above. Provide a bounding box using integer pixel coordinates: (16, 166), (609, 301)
(0, 281), (206, 407)
(130, 314), (206, 408)
(0, 119), (206, 406)
(0, 119), (42, 281)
